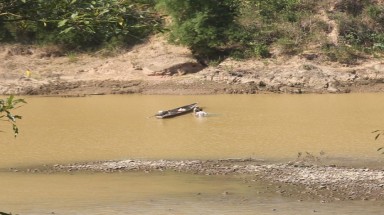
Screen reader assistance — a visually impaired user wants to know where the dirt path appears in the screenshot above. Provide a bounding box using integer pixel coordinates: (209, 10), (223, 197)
(2, 36), (384, 96)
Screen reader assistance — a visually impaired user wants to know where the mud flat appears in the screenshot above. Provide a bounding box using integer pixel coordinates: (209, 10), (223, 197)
(18, 158), (382, 202)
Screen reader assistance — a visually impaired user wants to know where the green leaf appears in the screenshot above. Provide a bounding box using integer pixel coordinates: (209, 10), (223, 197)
(7, 95), (14, 107)
(71, 13), (78, 20)
(60, 27), (74, 34)
(99, 9), (110, 16)
(0, 96), (25, 137)
(58, 19), (68, 27)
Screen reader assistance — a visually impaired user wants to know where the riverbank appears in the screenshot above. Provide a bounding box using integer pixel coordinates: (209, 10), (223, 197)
(2, 38), (384, 205)
(2, 36), (384, 96)
(14, 157), (383, 203)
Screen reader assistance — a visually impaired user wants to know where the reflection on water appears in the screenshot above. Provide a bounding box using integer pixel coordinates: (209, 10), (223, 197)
(1, 94), (384, 168)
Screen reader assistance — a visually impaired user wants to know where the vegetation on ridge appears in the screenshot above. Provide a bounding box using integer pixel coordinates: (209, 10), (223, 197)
(1, 0), (384, 63)
(0, 0), (161, 49)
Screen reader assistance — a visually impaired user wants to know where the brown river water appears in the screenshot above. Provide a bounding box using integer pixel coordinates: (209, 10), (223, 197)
(1, 94), (384, 214)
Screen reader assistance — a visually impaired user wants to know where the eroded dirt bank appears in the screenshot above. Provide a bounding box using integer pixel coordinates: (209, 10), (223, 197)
(2, 36), (384, 96)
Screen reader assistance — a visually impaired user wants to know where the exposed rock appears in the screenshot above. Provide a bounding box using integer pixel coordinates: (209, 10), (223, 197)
(144, 62), (205, 76)
(1, 36), (384, 95)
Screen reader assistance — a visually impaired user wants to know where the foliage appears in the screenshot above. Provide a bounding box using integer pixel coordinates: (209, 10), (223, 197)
(236, 0), (310, 58)
(322, 44), (360, 64)
(337, 14), (374, 47)
(251, 43), (271, 58)
(234, 0), (384, 61)
(156, 0), (240, 59)
(0, 95), (26, 137)
(365, 5), (384, 51)
(1, 0), (384, 63)
(0, 0), (162, 49)
(334, 0), (370, 17)
(252, 0), (301, 23)
(333, 2), (384, 55)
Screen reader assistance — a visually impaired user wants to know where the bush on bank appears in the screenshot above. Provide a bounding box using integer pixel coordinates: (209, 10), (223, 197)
(156, 0), (241, 61)
(0, 0), (161, 50)
(0, 0), (383, 63)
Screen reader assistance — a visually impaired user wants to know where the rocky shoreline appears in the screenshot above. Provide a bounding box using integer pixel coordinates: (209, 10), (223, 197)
(2, 39), (384, 96)
(3, 60), (384, 96)
(23, 158), (383, 202)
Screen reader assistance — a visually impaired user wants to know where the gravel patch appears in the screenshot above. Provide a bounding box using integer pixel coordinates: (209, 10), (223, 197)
(33, 158), (384, 202)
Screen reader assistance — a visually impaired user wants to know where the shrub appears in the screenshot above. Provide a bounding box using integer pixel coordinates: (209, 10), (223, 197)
(275, 37), (301, 55)
(0, 0), (162, 49)
(322, 44), (360, 64)
(252, 43), (271, 58)
(334, 0), (370, 16)
(156, 0), (241, 58)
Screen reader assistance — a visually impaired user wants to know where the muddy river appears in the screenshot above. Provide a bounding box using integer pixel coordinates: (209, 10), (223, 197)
(1, 94), (384, 214)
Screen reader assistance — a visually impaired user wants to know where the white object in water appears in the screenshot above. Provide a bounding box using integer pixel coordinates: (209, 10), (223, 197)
(195, 111), (207, 117)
